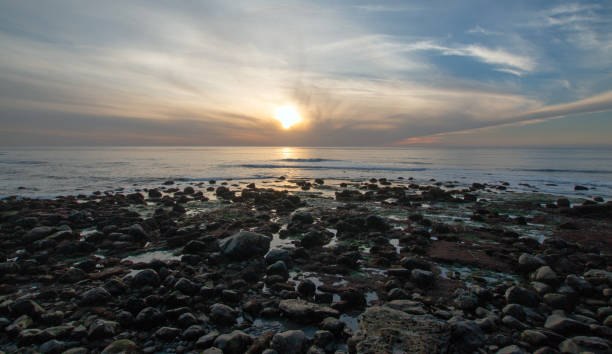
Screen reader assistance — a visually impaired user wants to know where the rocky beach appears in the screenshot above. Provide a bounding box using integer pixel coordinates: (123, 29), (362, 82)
(0, 177), (611, 354)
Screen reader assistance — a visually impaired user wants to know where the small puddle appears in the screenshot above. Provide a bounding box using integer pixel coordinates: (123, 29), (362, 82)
(122, 249), (182, 264)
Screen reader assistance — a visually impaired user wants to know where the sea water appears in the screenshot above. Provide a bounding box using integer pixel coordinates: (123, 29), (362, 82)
(1, 146), (611, 198)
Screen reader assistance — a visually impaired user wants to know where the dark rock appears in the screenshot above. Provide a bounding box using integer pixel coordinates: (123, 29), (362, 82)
(155, 326), (181, 340)
(88, 319), (118, 339)
(278, 299), (339, 323)
(297, 279), (316, 297)
(505, 286), (539, 307)
(131, 269), (160, 288)
(209, 303), (237, 326)
(270, 330), (309, 354)
(135, 307), (165, 329)
(213, 330), (253, 354)
(349, 306), (450, 353)
(544, 314), (589, 335)
(496, 345), (527, 354)
(79, 287), (112, 306)
(101, 339), (138, 354)
(196, 331), (220, 349)
(410, 269), (434, 286)
(558, 336), (611, 353)
(219, 231), (271, 260)
(451, 320), (485, 352)
(175, 278), (199, 295)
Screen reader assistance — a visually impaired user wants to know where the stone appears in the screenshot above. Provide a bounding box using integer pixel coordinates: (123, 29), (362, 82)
(155, 326), (181, 340)
(270, 330), (309, 354)
(301, 230), (328, 248)
(565, 275), (593, 294)
(533, 266), (558, 285)
(175, 277), (199, 295)
(496, 345), (527, 354)
(451, 320), (485, 352)
(505, 286), (539, 307)
(297, 280), (316, 297)
(410, 269), (434, 286)
(267, 261), (289, 278)
(39, 339), (67, 354)
(558, 336), (611, 353)
(196, 331), (220, 349)
(209, 303), (237, 326)
(349, 306), (450, 353)
(213, 330), (253, 354)
(182, 324), (205, 340)
(11, 299), (46, 318)
(313, 330), (335, 352)
(291, 210), (314, 224)
(101, 339), (139, 354)
(518, 253), (546, 272)
(319, 317), (345, 335)
(279, 299), (340, 323)
(544, 314), (589, 335)
(453, 289), (479, 311)
(24, 226), (54, 243)
(131, 269), (160, 288)
(265, 249), (291, 265)
(88, 319), (118, 339)
(202, 349), (223, 354)
(135, 307), (165, 328)
(400, 257), (430, 270)
(219, 231), (271, 260)
(520, 330), (548, 346)
(79, 287), (112, 306)
(584, 269), (612, 285)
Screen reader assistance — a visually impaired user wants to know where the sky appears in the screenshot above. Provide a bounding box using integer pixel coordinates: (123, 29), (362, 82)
(0, 0), (611, 147)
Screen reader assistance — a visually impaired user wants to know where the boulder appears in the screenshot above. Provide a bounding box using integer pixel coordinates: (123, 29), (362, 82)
(79, 287), (111, 306)
(505, 286), (539, 307)
(213, 330), (253, 354)
(101, 339), (138, 354)
(349, 306), (450, 353)
(544, 314), (589, 335)
(219, 231), (271, 260)
(270, 330), (309, 354)
(209, 303), (237, 326)
(278, 299), (339, 323)
(131, 269), (160, 288)
(558, 336), (611, 353)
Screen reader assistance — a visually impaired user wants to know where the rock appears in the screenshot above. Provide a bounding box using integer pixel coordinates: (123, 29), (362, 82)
(400, 257), (430, 270)
(410, 269), (434, 286)
(131, 269), (160, 288)
(135, 307), (165, 328)
(213, 330), (253, 354)
(291, 210), (314, 224)
(129, 224), (149, 240)
(574, 185), (588, 191)
(544, 314), (589, 335)
(196, 331), (220, 349)
(267, 261), (289, 278)
(453, 289), (479, 311)
(518, 253), (546, 272)
(502, 304), (526, 321)
(565, 275), (593, 294)
(101, 339), (139, 354)
(558, 336), (611, 353)
(543, 293), (572, 311)
(265, 249), (291, 265)
(278, 299), (339, 323)
(533, 266), (558, 285)
(182, 324), (205, 339)
(349, 306), (450, 353)
(520, 330), (548, 346)
(11, 299), (46, 318)
(297, 279), (316, 297)
(496, 345), (527, 354)
(557, 198), (570, 207)
(24, 226), (54, 243)
(203, 348), (223, 354)
(18, 328), (48, 345)
(319, 317), (345, 335)
(88, 319), (118, 339)
(155, 326), (181, 340)
(270, 330), (309, 354)
(451, 320), (485, 352)
(301, 230), (328, 248)
(39, 339), (67, 354)
(79, 287), (112, 306)
(584, 269), (612, 285)
(505, 286), (539, 307)
(175, 278), (199, 295)
(365, 215), (389, 231)
(209, 303), (237, 326)
(219, 231), (271, 260)
(177, 312), (199, 328)
(313, 330), (335, 352)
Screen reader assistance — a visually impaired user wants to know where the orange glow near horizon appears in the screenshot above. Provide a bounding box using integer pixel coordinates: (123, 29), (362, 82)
(275, 105), (301, 129)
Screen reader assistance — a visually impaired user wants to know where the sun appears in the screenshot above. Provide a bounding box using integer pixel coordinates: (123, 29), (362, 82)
(275, 105), (301, 129)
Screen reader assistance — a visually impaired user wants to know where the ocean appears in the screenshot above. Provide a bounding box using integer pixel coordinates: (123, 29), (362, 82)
(1, 146), (611, 199)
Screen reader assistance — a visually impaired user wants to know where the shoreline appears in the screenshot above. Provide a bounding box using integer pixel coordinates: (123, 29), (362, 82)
(1, 177), (611, 353)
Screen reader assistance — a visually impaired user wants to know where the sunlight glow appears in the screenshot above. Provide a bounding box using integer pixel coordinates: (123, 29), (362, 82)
(275, 106), (301, 129)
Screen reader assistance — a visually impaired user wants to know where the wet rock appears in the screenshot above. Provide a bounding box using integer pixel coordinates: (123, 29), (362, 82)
(385, 300), (426, 315)
(496, 345), (527, 354)
(267, 260), (289, 279)
(565, 274), (593, 295)
(297, 279), (316, 297)
(349, 306), (450, 353)
(520, 329), (548, 346)
(270, 330), (309, 354)
(88, 319), (118, 339)
(543, 293), (573, 311)
(155, 326), (181, 340)
(544, 314), (589, 335)
(220, 231), (271, 260)
(177, 312), (199, 328)
(24, 226), (54, 243)
(131, 269), (160, 288)
(453, 289), (479, 311)
(266, 249), (291, 265)
(196, 331), (220, 349)
(518, 253), (546, 273)
(451, 320), (485, 352)
(410, 269), (434, 286)
(319, 317), (345, 335)
(574, 185), (588, 191)
(135, 307), (165, 329)
(175, 277), (199, 295)
(11, 299), (46, 319)
(202, 348), (223, 354)
(400, 256), (430, 270)
(39, 339), (68, 354)
(291, 210), (314, 224)
(505, 286), (539, 307)
(313, 330), (335, 352)
(79, 287), (112, 306)
(182, 324), (206, 340)
(584, 269), (612, 285)
(209, 303), (237, 326)
(532, 266), (558, 285)
(301, 230), (329, 248)
(558, 336), (611, 353)
(278, 299), (340, 323)
(129, 224), (149, 240)
(101, 339), (138, 354)
(18, 328), (48, 345)
(213, 330), (253, 354)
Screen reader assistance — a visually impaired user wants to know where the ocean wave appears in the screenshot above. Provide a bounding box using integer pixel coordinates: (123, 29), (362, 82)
(233, 164), (427, 172)
(276, 158), (341, 162)
(0, 160), (48, 165)
(513, 168), (612, 174)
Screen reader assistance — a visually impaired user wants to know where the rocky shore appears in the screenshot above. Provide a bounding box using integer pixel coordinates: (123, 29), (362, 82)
(0, 177), (611, 353)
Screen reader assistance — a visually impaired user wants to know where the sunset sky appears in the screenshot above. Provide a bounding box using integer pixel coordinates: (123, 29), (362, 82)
(1, 0), (611, 147)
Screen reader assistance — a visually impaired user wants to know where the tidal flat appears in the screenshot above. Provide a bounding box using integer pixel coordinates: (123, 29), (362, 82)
(0, 177), (611, 353)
